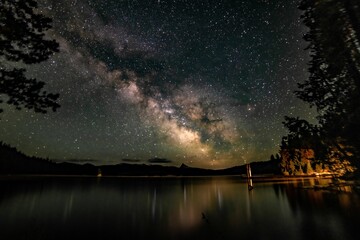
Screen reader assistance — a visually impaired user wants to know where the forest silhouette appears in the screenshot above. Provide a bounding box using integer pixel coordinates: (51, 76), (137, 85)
(0, 141), (281, 176)
(1, 0), (359, 177)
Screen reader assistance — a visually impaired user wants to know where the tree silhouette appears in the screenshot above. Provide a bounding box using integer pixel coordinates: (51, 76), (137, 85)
(0, 0), (60, 113)
(282, 0), (360, 173)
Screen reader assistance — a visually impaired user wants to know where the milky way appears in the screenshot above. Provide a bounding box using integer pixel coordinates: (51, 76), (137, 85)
(0, 0), (316, 168)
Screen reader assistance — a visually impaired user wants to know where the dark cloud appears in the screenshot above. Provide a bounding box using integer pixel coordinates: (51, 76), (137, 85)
(122, 159), (142, 163)
(148, 158), (172, 164)
(57, 159), (100, 164)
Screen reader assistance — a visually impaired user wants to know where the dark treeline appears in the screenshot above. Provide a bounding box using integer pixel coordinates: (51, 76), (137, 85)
(0, 142), (95, 175)
(0, 142), (281, 176)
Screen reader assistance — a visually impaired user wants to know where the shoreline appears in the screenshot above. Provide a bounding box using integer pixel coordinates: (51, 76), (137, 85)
(0, 174), (333, 181)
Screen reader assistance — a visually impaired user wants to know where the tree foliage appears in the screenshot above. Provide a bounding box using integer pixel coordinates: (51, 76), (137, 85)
(0, 0), (60, 113)
(281, 0), (360, 174)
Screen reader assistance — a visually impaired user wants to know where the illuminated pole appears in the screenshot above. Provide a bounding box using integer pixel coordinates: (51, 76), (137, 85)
(246, 164), (253, 191)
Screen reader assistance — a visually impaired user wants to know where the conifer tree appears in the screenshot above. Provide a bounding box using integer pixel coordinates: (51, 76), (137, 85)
(282, 0), (360, 173)
(0, 0), (60, 113)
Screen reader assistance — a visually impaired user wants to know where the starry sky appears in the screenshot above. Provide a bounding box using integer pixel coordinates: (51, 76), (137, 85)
(0, 0), (316, 169)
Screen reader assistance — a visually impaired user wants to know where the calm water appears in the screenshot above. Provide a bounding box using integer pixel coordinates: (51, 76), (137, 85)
(1, 176), (359, 240)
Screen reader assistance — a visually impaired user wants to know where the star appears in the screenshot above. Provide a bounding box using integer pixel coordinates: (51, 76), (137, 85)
(0, 0), (316, 169)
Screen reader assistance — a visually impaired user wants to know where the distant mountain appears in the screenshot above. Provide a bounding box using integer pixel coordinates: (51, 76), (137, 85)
(0, 142), (281, 176)
(180, 163), (190, 168)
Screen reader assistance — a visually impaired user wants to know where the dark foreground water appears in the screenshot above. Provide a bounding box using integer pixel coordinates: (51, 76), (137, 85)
(1, 176), (359, 240)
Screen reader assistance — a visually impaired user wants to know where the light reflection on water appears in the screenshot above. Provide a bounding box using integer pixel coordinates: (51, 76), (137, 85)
(0, 176), (359, 240)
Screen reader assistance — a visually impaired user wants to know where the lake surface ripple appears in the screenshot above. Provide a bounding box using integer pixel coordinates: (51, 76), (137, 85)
(1, 176), (359, 240)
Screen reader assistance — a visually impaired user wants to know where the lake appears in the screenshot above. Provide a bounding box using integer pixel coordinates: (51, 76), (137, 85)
(1, 176), (359, 240)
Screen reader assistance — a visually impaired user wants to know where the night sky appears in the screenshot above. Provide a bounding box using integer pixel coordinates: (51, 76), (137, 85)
(0, 0), (316, 168)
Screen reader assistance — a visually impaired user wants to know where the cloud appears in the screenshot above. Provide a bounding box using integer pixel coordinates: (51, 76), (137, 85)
(148, 158), (172, 164)
(122, 159), (142, 163)
(60, 159), (100, 164)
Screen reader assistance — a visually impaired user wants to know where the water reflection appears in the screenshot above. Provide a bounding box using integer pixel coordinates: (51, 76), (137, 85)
(273, 179), (360, 240)
(0, 176), (359, 240)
